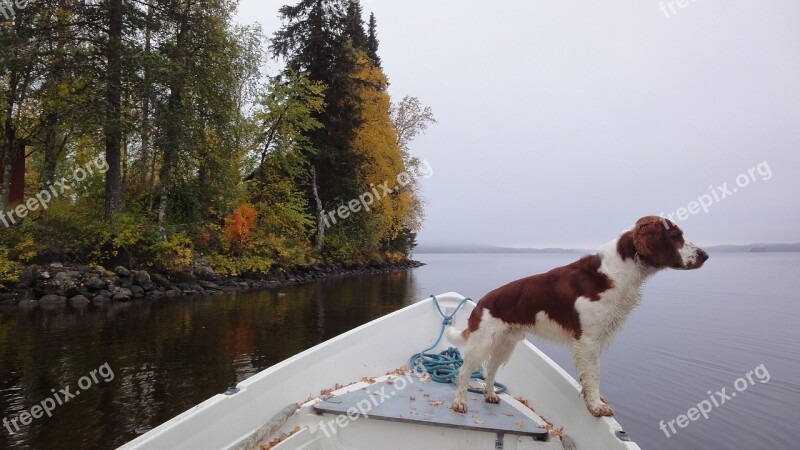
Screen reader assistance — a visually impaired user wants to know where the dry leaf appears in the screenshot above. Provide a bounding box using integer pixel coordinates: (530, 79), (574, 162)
(474, 418), (486, 424)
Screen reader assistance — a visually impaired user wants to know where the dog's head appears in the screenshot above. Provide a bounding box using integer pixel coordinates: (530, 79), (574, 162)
(625, 216), (708, 270)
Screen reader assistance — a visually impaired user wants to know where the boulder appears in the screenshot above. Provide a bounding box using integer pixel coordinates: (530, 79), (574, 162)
(18, 299), (38, 310)
(129, 285), (145, 298)
(39, 294), (67, 307)
(194, 266), (216, 280)
(69, 295), (91, 307)
(114, 266), (131, 277)
(132, 271), (153, 289)
(84, 277), (106, 291)
(109, 286), (133, 301)
(92, 295), (110, 305)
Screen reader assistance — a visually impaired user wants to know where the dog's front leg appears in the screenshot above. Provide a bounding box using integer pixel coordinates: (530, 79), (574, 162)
(572, 339), (613, 417)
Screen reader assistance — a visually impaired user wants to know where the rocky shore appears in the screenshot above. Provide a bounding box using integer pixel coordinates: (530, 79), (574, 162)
(0, 259), (425, 308)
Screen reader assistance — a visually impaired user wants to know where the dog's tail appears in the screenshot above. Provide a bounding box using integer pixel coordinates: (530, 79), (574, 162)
(445, 326), (470, 346)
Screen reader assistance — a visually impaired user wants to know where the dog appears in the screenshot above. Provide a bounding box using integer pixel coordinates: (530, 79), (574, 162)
(446, 216), (708, 416)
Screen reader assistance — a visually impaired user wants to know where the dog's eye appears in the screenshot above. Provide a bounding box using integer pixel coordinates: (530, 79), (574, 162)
(671, 234), (683, 241)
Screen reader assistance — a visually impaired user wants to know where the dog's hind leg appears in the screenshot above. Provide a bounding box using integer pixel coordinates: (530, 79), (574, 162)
(452, 344), (481, 413)
(483, 332), (519, 404)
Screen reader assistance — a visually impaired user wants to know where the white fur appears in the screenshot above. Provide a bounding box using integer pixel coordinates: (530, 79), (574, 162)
(679, 241), (703, 268)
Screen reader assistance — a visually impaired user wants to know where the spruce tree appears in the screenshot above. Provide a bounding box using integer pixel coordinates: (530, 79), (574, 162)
(271, 0), (366, 250)
(343, 0), (367, 51)
(366, 12), (381, 68)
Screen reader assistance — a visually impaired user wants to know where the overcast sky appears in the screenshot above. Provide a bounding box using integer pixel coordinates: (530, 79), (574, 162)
(237, 0), (800, 248)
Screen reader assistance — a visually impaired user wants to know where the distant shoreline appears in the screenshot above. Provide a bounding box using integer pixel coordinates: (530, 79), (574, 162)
(415, 243), (800, 254)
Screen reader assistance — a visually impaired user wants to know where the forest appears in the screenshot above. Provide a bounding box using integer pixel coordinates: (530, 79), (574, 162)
(0, 0), (435, 289)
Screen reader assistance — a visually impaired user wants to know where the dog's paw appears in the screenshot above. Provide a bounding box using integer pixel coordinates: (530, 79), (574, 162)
(485, 392), (500, 404)
(586, 399), (613, 417)
(451, 401), (468, 413)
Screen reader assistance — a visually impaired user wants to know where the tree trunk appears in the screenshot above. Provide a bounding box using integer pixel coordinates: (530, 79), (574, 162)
(139, 2), (154, 186)
(312, 166), (325, 252)
(1, 104), (14, 212)
(104, 0), (123, 220)
(41, 111), (59, 189)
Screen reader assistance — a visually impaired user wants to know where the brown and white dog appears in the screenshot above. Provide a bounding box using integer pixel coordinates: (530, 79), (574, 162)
(446, 216), (708, 416)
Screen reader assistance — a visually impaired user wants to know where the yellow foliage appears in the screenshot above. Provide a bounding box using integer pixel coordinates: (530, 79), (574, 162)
(0, 247), (18, 290)
(350, 53), (416, 244)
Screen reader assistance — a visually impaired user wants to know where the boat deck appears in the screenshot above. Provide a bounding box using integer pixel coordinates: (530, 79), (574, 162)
(315, 378), (550, 441)
(251, 371), (564, 450)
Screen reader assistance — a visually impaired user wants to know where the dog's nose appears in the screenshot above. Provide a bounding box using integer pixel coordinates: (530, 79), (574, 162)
(698, 249), (709, 263)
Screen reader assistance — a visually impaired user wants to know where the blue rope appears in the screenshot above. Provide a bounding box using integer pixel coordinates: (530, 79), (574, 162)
(409, 295), (507, 395)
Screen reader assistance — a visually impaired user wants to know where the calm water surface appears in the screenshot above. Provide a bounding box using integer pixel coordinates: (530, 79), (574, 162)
(0, 252), (798, 449)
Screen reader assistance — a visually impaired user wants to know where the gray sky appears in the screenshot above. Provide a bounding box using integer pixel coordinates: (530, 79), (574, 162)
(237, 0), (800, 248)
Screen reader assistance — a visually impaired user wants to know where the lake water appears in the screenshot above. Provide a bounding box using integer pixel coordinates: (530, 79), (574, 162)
(0, 252), (798, 449)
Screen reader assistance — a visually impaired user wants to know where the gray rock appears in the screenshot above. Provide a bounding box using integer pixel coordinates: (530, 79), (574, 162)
(132, 270), (151, 285)
(50, 262), (64, 268)
(129, 285), (145, 298)
(169, 271), (197, 283)
(36, 276), (77, 297)
(39, 294), (67, 307)
(194, 266), (216, 280)
(164, 290), (181, 298)
(84, 277), (106, 290)
(114, 266), (131, 277)
(109, 286), (133, 301)
(18, 299), (38, 309)
(92, 295), (111, 305)
(146, 290), (164, 300)
(54, 271), (81, 281)
(198, 280), (221, 290)
(69, 295), (91, 307)
(150, 273), (171, 288)
(96, 289), (112, 298)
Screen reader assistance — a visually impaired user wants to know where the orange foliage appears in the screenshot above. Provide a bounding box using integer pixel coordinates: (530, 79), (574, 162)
(224, 204), (258, 247)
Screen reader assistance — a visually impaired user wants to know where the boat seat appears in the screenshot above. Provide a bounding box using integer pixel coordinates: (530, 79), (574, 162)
(314, 379), (549, 441)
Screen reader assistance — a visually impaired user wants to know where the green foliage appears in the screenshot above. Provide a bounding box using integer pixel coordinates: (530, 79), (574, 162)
(0, 0), (430, 282)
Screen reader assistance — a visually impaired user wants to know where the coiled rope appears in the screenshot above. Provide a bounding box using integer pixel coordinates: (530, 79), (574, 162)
(409, 295), (507, 394)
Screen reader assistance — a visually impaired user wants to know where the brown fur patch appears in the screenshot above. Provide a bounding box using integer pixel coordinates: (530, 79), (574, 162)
(467, 255), (613, 339)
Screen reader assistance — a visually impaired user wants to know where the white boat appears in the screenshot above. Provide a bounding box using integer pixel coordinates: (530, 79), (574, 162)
(119, 292), (642, 450)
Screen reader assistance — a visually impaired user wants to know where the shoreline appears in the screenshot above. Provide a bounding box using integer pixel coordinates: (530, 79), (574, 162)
(0, 259), (425, 308)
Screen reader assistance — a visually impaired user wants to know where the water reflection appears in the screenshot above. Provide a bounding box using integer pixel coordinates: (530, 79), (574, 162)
(0, 270), (417, 450)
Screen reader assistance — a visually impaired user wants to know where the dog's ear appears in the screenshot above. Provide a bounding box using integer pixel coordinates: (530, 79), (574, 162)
(617, 230), (637, 260)
(632, 216), (668, 260)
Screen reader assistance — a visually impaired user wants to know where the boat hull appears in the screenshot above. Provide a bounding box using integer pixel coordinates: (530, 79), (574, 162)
(119, 292), (641, 450)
